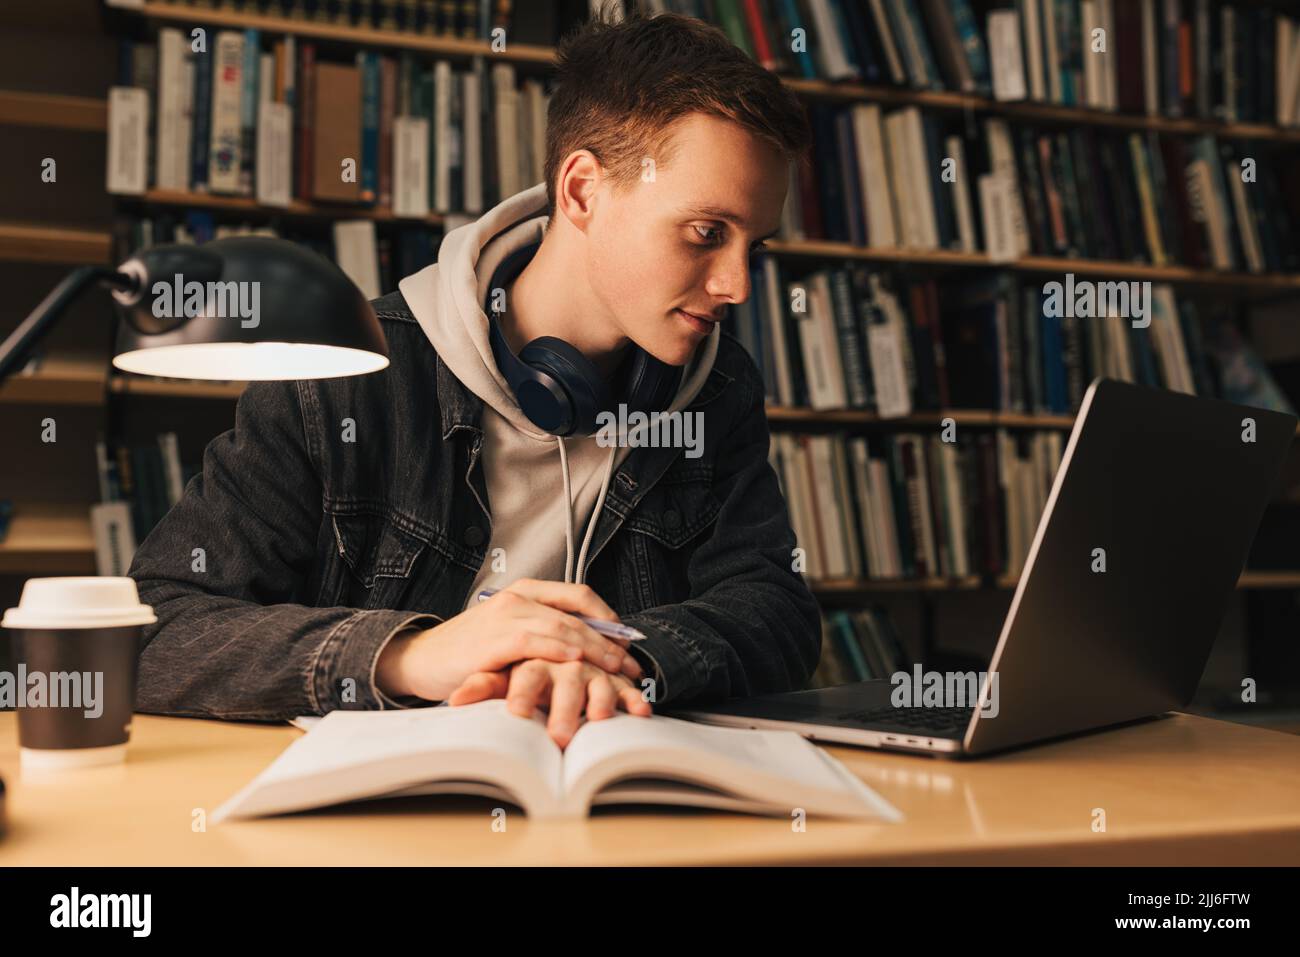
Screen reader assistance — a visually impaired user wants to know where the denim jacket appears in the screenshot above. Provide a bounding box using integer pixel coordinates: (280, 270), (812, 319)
(129, 289), (821, 721)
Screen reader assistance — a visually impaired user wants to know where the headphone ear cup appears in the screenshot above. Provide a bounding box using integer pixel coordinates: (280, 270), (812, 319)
(519, 337), (612, 437)
(623, 350), (683, 416)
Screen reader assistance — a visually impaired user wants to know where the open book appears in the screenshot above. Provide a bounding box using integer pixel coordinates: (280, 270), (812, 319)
(212, 699), (902, 822)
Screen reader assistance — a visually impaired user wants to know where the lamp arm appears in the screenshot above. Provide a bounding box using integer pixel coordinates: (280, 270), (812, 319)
(0, 266), (136, 384)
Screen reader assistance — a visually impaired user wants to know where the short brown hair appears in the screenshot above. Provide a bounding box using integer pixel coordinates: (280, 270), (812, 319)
(543, 6), (812, 222)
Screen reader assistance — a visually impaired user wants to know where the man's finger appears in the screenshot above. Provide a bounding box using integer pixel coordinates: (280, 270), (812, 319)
(485, 632), (583, 670)
(505, 661), (551, 719)
(447, 671), (510, 705)
(535, 610), (641, 680)
(503, 579), (619, 622)
(547, 662), (589, 748)
(617, 684), (654, 717)
(586, 673), (619, 721)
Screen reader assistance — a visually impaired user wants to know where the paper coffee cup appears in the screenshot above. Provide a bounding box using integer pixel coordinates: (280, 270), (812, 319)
(2, 577), (155, 769)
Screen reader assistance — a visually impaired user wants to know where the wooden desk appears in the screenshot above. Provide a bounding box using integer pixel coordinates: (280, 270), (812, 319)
(1, 710), (1298, 865)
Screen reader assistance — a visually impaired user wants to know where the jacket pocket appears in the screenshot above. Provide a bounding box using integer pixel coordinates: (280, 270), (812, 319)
(330, 509), (430, 609)
(623, 461), (720, 549)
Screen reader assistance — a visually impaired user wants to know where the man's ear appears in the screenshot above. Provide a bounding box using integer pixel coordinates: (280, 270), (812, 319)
(555, 150), (603, 233)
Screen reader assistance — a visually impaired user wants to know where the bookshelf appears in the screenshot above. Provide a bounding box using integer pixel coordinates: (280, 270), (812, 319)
(122, 2), (1300, 144)
(0, 503), (96, 576)
(133, 188), (450, 225)
(811, 570), (1300, 598)
(0, 356), (108, 406)
(0, 90), (106, 132)
(3, 0), (1296, 711)
(0, 223), (112, 265)
(133, 1), (557, 64)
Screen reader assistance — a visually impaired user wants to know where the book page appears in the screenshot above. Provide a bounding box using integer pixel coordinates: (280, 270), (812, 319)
(564, 714), (844, 793)
(259, 700), (560, 786)
(562, 713), (901, 820)
(213, 700), (565, 821)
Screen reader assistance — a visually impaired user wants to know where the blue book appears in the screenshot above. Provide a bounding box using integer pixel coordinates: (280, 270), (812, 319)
(825, 0), (862, 76)
(834, 110), (866, 246)
(779, 0), (819, 79)
(810, 105), (848, 241)
(358, 51), (380, 205)
(1127, 321), (1161, 390)
(1039, 299), (1067, 412)
(831, 612), (872, 681)
(834, 0), (882, 83)
(239, 29), (260, 197)
(922, 114), (956, 249)
(947, 0), (991, 93)
(190, 45), (213, 192)
(899, 0), (946, 90)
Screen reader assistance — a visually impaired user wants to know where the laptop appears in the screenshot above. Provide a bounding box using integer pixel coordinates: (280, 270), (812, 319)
(673, 378), (1296, 758)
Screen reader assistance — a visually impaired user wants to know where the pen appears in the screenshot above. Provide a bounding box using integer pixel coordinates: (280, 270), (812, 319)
(475, 588), (646, 642)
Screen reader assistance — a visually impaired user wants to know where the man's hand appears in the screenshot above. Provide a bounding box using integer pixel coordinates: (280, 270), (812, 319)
(448, 658), (653, 748)
(375, 580), (642, 703)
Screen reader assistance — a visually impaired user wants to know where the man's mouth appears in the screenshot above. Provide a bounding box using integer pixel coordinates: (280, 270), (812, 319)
(676, 308), (721, 335)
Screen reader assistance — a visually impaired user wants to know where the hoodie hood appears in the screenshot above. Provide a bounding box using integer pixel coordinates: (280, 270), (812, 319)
(399, 184), (721, 590)
(398, 182), (719, 440)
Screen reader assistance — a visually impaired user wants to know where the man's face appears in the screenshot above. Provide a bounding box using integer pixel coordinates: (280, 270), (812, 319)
(584, 113), (790, 367)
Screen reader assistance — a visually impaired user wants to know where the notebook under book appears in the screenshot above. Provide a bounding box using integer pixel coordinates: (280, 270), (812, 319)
(211, 699), (901, 822)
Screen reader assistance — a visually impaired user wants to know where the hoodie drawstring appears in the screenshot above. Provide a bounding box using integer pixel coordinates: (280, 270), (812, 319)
(556, 437), (618, 586)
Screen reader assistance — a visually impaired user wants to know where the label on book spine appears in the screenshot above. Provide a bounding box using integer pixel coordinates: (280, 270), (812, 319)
(106, 86), (148, 195)
(255, 101), (292, 208)
(393, 116), (430, 217)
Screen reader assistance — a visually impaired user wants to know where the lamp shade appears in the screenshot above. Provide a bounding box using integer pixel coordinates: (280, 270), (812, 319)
(111, 236), (389, 380)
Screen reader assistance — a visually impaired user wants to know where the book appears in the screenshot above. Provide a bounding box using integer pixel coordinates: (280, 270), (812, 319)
(91, 502), (137, 578)
(210, 699), (902, 822)
(312, 62), (361, 202)
(106, 84), (148, 196)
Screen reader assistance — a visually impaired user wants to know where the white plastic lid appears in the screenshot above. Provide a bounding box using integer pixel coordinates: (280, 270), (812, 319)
(1, 577), (157, 630)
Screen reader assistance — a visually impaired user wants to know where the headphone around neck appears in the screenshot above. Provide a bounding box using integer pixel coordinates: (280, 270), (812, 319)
(486, 240), (682, 437)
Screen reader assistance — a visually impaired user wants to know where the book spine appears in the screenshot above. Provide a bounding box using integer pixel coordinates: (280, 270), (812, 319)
(359, 51), (381, 204)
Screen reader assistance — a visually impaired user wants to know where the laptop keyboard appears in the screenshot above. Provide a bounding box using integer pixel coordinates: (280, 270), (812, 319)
(837, 705), (974, 736)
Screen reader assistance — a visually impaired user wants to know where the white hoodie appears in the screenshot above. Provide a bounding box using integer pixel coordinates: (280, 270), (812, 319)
(398, 184), (719, 606)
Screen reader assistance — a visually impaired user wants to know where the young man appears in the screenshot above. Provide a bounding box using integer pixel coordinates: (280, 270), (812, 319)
(130, 12), (820, 747)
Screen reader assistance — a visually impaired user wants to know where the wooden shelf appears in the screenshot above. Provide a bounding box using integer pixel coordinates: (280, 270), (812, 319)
(0, 356), (107, 406)
(783, 77), (1300, 144)
(131, 3), (1300, 144)
(0, 222), (111, 265)
(0, 502), (96, 576)
(812, 569), (1300, 596)
(135, 188), (448, 225)
(0, 90), (106, 132)
(767, 405), (1300, 436)
(119, 192), (1300, 293)
(137, 1), (554, 63)
(766, 406), (1077, 430)
(110, 374), (247, 400)
(765, 239), (1300, 292)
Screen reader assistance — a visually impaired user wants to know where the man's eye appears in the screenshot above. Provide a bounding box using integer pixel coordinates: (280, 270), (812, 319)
(691, 226), (769, 253)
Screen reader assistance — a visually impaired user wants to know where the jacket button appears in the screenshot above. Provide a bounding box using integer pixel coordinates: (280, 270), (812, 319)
(663, 509), (681, 529)
(463, 526), (485, 546)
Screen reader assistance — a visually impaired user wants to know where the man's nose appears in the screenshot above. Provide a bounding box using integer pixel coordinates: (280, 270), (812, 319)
(705, 249), (752, 304)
